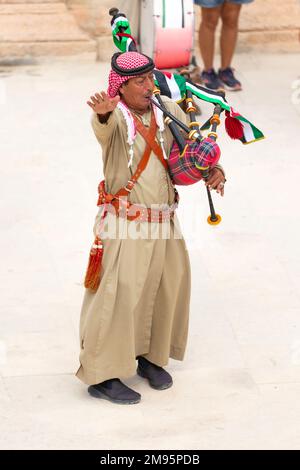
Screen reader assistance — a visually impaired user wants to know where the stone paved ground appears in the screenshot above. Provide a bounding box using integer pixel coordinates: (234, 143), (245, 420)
(0, 53), (300, 449)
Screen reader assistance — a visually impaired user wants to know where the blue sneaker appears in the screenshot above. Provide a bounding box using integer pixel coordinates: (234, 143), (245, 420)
(218, 67), (242, 91)
(200, 68), (222, 91)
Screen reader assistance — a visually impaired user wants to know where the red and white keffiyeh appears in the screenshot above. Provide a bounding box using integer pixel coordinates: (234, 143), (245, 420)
(107, 51), (155, 97)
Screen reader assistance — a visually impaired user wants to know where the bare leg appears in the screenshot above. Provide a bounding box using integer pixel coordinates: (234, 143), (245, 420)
(198, 6), (222, 71)
(220, 2), (242, 69)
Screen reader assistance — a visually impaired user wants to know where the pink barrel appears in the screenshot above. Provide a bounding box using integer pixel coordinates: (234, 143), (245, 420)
(140, 0), (194, 69)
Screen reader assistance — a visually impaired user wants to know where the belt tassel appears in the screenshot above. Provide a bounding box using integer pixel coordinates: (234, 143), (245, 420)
(84, 236), (103, 291)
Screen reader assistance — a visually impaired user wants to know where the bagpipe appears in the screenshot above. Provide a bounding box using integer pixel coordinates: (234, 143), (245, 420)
(109, 6), (264, 225)
(151, 90), (222, 224)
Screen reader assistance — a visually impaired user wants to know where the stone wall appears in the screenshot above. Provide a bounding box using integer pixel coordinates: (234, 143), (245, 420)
(66, 0), (300, 61)
(237, 0), (300, 52)
(0, 0), (299, 62)
(0, 0), (96, 62)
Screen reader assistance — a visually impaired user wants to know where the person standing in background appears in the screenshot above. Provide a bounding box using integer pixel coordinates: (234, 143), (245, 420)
(194, 0), (254, 91)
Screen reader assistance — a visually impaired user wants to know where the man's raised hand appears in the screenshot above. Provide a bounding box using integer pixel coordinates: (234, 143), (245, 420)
(87, 92), (120, 115)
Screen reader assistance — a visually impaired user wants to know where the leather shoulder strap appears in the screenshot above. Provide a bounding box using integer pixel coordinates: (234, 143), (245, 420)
(133, 112), (168, 170)
(115, 111), (157, 198)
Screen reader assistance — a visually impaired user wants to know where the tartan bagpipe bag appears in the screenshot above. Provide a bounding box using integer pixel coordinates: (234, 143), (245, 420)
(167, 137), (221, 186)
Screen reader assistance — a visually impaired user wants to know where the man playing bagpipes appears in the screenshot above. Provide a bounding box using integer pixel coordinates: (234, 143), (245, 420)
(75, 8), (263, 405)
(75, 49), (226, 405)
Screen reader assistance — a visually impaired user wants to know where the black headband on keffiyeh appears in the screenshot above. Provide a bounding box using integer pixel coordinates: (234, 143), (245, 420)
(111, 52), (155, 76)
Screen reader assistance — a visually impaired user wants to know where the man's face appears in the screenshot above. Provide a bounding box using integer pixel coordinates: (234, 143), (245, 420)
(119, 71), (155, 113)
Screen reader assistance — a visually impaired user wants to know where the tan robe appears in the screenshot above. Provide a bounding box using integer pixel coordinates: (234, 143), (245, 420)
(76, 97), (191, 385)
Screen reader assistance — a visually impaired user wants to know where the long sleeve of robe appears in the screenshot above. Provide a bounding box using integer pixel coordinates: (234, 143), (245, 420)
(75, 97), (210, 385)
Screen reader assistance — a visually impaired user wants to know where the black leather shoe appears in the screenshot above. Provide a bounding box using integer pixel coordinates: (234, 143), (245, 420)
(88, 378), (141, 405)
(137, 356), (173, 390)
